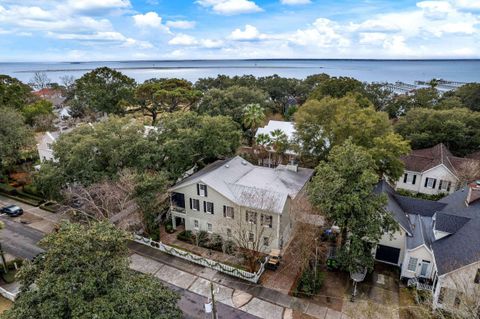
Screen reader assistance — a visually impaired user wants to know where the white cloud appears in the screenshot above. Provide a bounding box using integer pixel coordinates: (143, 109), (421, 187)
(280, 0), (311, 5)
(229, 24), (267, 40)
(288, 18), (350, 48)
(358, 32), (387, 44)
(47, 31), (153, 48)
(166, 20), (196, 29)
(133, 12), (162, 28)
(451, 0), (480, 10)
(66, 0), (131, 15)
(200, 39), (224, 48)
(196, 0), (262, 15)
(168, 34), (198, 46)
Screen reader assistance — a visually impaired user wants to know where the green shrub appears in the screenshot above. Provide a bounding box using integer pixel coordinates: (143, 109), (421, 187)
(205, 234), (223, 251)
(222, 239), (236, 255)
(196, 231), (209, 247)
(177, 230), (195, 244)
(0, 183), (17, 195)
(294, 266), (325, 297)
(23, 184), (39, 196)
(396, 188), (447, 201)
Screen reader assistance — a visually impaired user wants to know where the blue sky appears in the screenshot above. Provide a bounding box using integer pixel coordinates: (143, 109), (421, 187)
(0, 0), (479, 61)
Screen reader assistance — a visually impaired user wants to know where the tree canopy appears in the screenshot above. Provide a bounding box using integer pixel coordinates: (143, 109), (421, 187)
(2, 222), (181, 319)
(0, 107), (34, 172)
(395, 107), (480, 156)
(308, 140), (397, 273)
(134, 78), (201, 125)
(0, 75), (34, 110)
(294, 95), (409, 179)
(21, 99), (54, 126)
(69, 67), (136, 116)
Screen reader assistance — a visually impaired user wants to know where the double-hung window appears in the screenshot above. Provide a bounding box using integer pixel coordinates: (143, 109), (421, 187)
(263, 237), (269, 246)
(403, 173), (417, 185)
(439, 180), (451, 192)
(407, 257), (418, 272)
(223, 206), (234, 219)
(197, 184), (207, 197)
(424, 177), (436, 189)
(207, 223), (213, 233)
(194, 219), (199, 229)
(204, 201), (214, 214)
(261, 214), (273, 228)
(190, 198), (200, 211)
(248, 232), (254, 242)
(246, 211), (257, 224)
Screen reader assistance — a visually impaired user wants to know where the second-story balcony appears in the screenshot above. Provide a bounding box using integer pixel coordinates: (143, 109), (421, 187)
(171, 205), (186, 214)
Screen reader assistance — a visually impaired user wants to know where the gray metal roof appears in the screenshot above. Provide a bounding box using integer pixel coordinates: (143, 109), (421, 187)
(170, 156), (314, 214)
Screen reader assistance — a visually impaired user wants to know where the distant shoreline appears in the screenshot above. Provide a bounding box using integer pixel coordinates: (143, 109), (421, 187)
(1, 58), (480, 64)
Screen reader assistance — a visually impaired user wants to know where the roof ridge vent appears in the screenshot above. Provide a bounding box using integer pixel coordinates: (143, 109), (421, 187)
(225, 164), (230, 168)
(241, 160), (248, 165)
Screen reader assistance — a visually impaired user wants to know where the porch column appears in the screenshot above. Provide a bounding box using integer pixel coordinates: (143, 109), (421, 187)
(172, 214), (177, 230)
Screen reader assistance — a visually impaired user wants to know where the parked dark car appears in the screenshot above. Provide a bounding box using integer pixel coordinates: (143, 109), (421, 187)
(1, 205), (24, 217)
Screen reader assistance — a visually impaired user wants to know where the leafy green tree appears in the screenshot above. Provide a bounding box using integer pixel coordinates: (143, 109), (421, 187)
(0, 107), (34, 173)
(363, 83), (394, 113)
(2, 222), (181, 319)
(134, 78), (201, 125)
(21, 99), (54, 126)
(257, 75), (303, 113)
(453, 83), (480, 112)
(196, 85), (271, 125)
(295, 95), (409, 179)
(395, 107), (480, 156)
(308, 140), (397, 273)
(0, 75), (34, 110)
(156, 112), (241, 179)
(69, 67), (136, 116)
(308, 76), (365, 100)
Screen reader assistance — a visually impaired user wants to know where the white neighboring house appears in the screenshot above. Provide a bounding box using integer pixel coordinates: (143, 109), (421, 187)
(395, 143), (477, 196)
(375, 180), (480, 312)
(254, 120), (298, 167)
(168, 156), (314, 253)
(36, 131), (61, 163)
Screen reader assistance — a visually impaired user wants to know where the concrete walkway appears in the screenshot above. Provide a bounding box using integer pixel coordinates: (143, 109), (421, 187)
(129, 241), (351, 319)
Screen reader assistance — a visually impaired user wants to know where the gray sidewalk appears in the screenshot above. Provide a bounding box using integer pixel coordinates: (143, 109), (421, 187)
(129, 241), (349, 319)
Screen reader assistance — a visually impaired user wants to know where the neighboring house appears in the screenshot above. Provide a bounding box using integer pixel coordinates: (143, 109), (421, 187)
(33, 88), (65, 108)
(395, 143), (478, 196)
(254, 120), (298, 167)
(375, 180), (480, 312)
(168, 156), (314, 253)
(36, 131), (61, 162)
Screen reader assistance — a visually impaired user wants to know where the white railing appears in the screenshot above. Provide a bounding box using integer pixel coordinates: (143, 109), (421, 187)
(0, 286), (17, 301)
(133, 234), (267, 283)
(407, 277), (433, 292)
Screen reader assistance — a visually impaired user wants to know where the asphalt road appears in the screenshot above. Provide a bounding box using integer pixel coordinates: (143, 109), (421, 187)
(0, 215), (45, 260)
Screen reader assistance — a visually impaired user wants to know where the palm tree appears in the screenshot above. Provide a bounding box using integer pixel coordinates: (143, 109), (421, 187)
(242, 103), (266, 133)
(0, 221), (7, 273)
(254, 133), (272, 166)
(269, 129), (289, 165)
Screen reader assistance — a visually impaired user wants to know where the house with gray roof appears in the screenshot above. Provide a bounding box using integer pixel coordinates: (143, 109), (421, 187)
(395, 143), (479, 196)
(168, 156), (314, 253)
(376, 180), (480, 312)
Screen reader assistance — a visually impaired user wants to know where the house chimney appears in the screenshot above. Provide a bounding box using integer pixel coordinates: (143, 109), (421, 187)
(286, 159), (298, 172)
(465, 180), (480, 205)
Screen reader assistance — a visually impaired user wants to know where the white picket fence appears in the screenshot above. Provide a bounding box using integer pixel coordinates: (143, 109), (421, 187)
(133, 234), (267, 283)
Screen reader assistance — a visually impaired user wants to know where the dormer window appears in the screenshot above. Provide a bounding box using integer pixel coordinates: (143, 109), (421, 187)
(197, 184), (207, 197)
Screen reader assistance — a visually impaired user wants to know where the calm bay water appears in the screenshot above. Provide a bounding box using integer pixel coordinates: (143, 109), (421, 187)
(0, 59), (479, 84)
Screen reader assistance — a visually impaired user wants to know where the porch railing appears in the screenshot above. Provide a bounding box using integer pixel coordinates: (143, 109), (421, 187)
(407, 277), (433, 292)
(133, 234), (267, 283)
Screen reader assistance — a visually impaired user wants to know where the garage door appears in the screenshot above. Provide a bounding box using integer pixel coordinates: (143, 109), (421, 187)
(375, 245), (400, 265)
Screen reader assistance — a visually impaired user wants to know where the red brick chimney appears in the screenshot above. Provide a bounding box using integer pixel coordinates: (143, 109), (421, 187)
(466, 181), (480, 205)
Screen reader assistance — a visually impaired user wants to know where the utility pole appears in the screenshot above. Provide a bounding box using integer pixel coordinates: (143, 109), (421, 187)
(210, 282), (217, 319)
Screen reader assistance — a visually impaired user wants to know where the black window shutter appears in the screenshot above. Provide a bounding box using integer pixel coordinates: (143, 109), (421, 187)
(211, 203), (214, 214)
(197, 184), (200, 196)
(223, 205), (226, 217)
(189, 198), (192, 209)
(438, 180), (442, 190)
(412, 175), (416, 185)
(424, 178), (429, 187)
(432, 179), (436, 189)
(447, 182), (451, 192)
(203, 201), (206, 212)
(205, 186), (208, 197)
(232, 208), (234, 219)
(403, 173), (408, 183)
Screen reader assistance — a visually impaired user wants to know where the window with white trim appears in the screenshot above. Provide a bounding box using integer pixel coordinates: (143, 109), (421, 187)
(223, 206), (234, 219)
(425, 177), (436, 189)
(248, 232), (254, 242)
(261, 214), (273, 228)
(198, 184), (207, 197)
(439, 180), (451, 192)
(191, 199), (200, 211)
(207, 223), (212, 233)
(205, 201), (214, 214)
(226, 228), (232, 237)
(194, 219), (199, 229)
(246, 211), (257, 224)
(407, 257), (418, 271)
(403, 173), (416, 184)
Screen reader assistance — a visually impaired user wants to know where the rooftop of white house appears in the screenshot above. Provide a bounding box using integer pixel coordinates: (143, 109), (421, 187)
(255, 120), (296, 141)
(169, 156), (314, 214)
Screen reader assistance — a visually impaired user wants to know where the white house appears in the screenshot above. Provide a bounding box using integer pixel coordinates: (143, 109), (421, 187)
(36, 131), (61, 162)
(395, 143), (478, 196)
(168, 156), (314, 253)
(376, 180), (480, 312)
